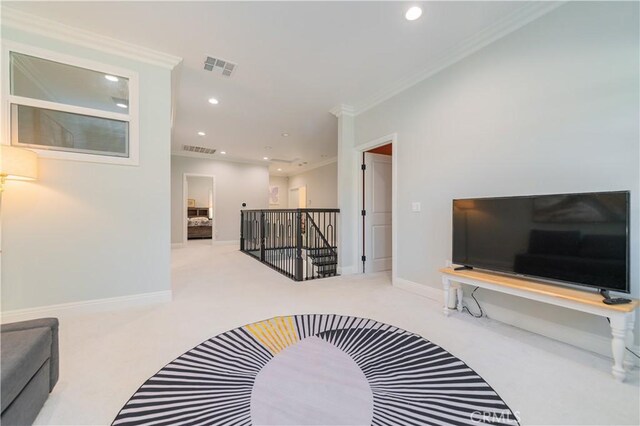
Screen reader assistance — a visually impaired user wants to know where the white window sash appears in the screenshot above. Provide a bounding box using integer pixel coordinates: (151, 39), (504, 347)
(8, 95), (131, 122)
(2, 41), (140, 166)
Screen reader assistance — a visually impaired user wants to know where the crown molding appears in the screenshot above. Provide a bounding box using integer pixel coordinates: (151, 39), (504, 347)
(171, 150), (268, 167)
(350, 1), (566, 116)
(172, 150), (337, 174)
(1, 7), (182, 70)
(329, 104), (355, 118)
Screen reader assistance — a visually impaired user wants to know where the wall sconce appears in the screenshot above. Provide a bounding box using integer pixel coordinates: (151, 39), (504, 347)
(0, 145), (38, 192)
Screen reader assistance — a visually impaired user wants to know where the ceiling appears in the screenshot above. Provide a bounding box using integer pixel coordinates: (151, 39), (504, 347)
(3, 1), (541, 175)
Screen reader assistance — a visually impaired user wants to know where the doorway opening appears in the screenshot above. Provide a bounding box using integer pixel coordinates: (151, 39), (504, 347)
(183, 173), (216, 245)
(361, 143), (393, 274)
(289, 185), (307, 208)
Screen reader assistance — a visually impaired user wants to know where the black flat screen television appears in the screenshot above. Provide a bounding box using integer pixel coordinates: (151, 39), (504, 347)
(452, 191), (630, 293)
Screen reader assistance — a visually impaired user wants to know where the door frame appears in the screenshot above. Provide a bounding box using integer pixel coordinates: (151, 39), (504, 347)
(289, 185), (307, 208)
(183, 173), (217, 245)
(354, 133), (397, 281)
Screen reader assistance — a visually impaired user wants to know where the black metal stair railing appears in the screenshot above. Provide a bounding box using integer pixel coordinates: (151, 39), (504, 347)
(240, 208), (340, 281)
(303, 210), (338, 279)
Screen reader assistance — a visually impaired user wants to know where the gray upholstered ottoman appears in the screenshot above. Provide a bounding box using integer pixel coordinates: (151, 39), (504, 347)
(1, 318), (59, 426)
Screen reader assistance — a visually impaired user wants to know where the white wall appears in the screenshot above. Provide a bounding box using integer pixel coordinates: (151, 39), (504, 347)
(172, 156), (269, 242)
(347, 2), (639, 356)
(268, 175), (289, 209)
(187, 176), (212, 207)
(288, 161), (338, 208)
(1, 28), (173, 311)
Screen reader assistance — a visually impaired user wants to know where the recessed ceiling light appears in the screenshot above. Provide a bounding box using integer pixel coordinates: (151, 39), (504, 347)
(263, 157), (269, 160)
(405, 6), (422, 21)
(116, 103), (128, 109)
(105, 75), (119, 82)
(277, 168), (282, 172)
(208, 98), (219, 105)
(281, 133), (289, 137)
(220, 151), (226, 155)
(197, 131), (206, 136)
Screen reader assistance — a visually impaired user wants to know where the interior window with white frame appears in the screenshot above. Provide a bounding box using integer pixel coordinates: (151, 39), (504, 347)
(4, 45), (139, 165)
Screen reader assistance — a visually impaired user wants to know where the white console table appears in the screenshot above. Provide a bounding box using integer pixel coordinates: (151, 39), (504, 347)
(440, 267), (638, 382)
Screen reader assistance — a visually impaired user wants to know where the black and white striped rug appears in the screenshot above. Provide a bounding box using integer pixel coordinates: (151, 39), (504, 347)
(113, 314), (518, 425)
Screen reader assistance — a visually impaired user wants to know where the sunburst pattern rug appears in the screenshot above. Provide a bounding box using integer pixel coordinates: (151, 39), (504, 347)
(113, 314), (518, 425)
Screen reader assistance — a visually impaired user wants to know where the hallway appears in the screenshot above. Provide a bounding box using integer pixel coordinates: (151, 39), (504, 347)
(32, 243), (639, 425)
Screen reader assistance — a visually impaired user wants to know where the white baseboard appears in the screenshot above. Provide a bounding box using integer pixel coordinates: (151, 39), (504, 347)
(172, 240), (238, 248)
(390, 277), (639, 366)
(0, 290), (172, 324)
(466, 295), (640, 366)
(393, 277), (442, 302)
(213, 239), (239, 246)
(338, 265), (357, 275)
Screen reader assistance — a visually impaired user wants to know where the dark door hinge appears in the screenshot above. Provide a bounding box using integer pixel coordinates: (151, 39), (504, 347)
(361, 210), (366, 216)
(361, 164), (366, 171)
(362, 255), (366, 262)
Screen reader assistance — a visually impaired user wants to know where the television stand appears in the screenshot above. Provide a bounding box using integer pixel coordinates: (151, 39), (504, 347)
(600, 289), (632, 305)
(440, 267), (638, 382)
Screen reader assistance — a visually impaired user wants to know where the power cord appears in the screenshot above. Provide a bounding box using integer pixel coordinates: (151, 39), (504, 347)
(462, 286), (484, 318)
(461, 293), (640, 359)
(605, 318), (640, 359)
(462, 294), (640, 361)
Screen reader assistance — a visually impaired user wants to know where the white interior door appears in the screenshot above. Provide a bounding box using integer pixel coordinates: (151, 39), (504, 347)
(298, 186), (307, 208)
(289, 188), (299, 208)
(289, 186), (307, 208)
(364, 153), (392, 273)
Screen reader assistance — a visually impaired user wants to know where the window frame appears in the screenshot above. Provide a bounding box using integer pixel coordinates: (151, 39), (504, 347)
(2, 42), (140, 166)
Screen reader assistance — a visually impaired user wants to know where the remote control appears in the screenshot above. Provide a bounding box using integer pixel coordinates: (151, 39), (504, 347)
(454, 266), (473, 271)
(603, 298), (632, 305)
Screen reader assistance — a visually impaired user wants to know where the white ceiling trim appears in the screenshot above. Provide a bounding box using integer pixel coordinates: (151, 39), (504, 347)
(285, 156), (337, 178)
(1, 7), (182, 70)
(345, 1), (565, 116)
(172, 151), (337, 177)
(329, 104), (355, 118)
(172, 150), (269, 167)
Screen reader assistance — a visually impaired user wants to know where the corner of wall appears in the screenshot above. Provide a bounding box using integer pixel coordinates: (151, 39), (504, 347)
(392, 277), (443, 302)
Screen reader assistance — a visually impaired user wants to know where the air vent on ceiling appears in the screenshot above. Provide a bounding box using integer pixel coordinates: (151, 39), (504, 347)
(183, 144), (216, 155)
(204, 56), (237, 77)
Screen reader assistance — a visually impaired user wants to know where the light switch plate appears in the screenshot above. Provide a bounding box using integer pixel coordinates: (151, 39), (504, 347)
(412, 202), (421, 212)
